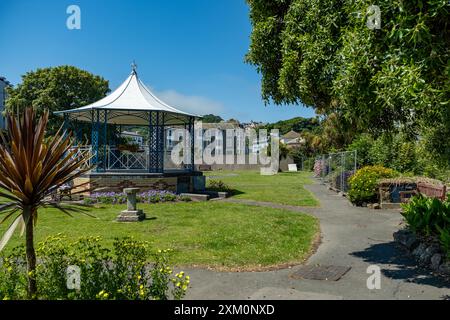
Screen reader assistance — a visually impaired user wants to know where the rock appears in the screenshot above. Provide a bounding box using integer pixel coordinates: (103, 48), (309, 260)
(373, 203), (381, 209)
(416, 244), (440, 266)
(430, 253), (442, 271)
(438, 261), (450, 275)
(362, 202), (368, 207)
(412, 243), (427, 258)
(367, 203), (374, 209)
(393, 229), (418, 250)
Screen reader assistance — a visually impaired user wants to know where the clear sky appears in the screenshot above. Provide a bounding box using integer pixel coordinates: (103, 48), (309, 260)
(0, 0), (316, 123)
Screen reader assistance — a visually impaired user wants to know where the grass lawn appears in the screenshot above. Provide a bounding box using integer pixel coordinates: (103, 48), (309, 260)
(205, 170), (318, 206)
(0, 201), (319, 270)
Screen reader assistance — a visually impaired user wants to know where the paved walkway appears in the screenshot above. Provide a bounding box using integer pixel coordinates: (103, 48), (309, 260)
(184, 181), (450, 300)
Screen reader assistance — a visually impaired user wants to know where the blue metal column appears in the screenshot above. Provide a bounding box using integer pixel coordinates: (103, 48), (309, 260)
(102, 110), (108, 172)
(148, 111), (164, 173)
(91, 109), (100, 171)
(190, 116), (195, 172)
(161, 112), (165, 173)
(148, 111), (154, 173)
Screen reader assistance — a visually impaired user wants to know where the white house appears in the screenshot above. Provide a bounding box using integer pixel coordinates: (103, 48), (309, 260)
(121, 130), (144, 147)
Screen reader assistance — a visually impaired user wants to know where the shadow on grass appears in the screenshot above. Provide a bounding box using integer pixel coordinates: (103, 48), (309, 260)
(229, 189), (244, 197)
(351, 241), (450, 290)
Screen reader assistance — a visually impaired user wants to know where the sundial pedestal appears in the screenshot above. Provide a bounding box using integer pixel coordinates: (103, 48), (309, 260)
(117, 188), (145, 222)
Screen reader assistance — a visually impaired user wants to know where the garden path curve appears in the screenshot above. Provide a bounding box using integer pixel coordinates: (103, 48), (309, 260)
(184, 180), (450, 300)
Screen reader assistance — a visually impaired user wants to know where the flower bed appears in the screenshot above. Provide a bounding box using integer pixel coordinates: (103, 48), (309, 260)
(0, 235), (189, 300)
(85, 190), (191, 205)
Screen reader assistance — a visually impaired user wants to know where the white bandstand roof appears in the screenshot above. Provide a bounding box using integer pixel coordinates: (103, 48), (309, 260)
(56, 68), (198, 125)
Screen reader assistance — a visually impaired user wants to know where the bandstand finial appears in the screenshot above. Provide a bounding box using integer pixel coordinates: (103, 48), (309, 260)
(131, 60), (138, 74)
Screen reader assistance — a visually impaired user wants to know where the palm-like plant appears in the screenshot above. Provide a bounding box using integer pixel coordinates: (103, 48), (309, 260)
(0, 107), (92, 298)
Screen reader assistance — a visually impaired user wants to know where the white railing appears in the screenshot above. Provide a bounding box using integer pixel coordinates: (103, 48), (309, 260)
(69, 145), (189, 171)
(107, 147), (148, 170)
(70, 145), (92, 170)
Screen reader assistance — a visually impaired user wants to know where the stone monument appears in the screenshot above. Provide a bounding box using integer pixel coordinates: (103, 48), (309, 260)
(117, 188), (145, 222)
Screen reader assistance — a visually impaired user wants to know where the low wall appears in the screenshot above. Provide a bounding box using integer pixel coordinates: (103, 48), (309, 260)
(73, 171), (204, 195)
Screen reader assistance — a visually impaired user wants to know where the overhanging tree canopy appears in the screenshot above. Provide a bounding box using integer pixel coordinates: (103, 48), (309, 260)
(246, 0), (450, 159)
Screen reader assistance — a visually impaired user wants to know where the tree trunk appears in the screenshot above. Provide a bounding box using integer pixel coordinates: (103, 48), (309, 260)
(25, 208), (37, 298)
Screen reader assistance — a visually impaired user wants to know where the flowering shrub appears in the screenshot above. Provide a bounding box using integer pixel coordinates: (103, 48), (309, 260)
(0, 235), (189, 300)
(348, 165), (398, 205)
(85, 190), (185, 205)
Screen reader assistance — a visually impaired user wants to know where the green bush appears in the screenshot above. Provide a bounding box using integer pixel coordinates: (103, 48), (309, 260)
(368, 135), (395, 167)
(348, 165), (398, 205)
(347, 134), (374, 167)
(401, 196), (450, 236)
(207, 179), (231, 192)
(0, 235), (189, 300)
(401, 196), (450, 259)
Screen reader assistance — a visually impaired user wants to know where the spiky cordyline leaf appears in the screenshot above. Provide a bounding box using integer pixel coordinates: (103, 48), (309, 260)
(0, 107), (94, 251)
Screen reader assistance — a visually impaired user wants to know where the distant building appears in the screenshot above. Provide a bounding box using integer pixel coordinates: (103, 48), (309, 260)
(0, 76), (10, 129)
(121, 131), (144, 147)
(242, 120), (264, 130)
(280, 130), (305, 148)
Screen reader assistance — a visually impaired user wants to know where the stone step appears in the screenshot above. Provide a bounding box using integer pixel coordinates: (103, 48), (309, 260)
(180, 193), (210, 201)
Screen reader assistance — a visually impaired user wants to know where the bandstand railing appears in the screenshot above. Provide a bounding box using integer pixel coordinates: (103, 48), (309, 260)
(70, 145), (190, 172)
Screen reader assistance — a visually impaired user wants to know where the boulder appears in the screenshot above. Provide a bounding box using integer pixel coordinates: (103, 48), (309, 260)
(416, 244), (440, 266)
(430, 253), (442, 271)
(393, 229), (418, 250)
(438, 261), (450, 275)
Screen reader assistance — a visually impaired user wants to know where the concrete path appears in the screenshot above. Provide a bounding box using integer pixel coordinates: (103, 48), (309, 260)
(184, 181), (450, 300)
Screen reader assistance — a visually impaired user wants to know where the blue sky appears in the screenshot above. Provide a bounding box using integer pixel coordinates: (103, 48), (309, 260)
(0, 0), (316, 123)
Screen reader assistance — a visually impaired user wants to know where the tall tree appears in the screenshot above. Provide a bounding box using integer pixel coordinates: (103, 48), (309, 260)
(246, 0), (450, 160)
(6, 66), (109, 134)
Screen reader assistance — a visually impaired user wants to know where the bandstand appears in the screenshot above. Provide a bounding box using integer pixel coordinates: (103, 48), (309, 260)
(56, 65), (204, 194)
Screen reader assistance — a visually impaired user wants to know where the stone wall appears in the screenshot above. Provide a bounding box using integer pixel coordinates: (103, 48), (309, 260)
(73, 172), (205, 195)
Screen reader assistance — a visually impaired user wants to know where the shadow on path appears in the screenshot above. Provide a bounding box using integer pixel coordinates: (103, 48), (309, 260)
(351, 241), (450, 289)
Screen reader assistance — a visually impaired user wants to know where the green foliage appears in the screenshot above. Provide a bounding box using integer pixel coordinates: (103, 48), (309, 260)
(347, 134), (374, 167)
(401, 196), (450, 236)
(436, 225), (450, 259)
(5, 66), (109, 134)
(207, 179), (231, 192)
(0, 235), (189, 300)
(368, 134), (395, 167)
(246, 0), (450, 159)
(348, 165), (398, 205)
(401, 195), (450, 259)
(201, 114), (223, 123)
(262, 117), (320, 135)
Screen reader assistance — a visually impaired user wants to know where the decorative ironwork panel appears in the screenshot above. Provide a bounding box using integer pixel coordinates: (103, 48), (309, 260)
(91, 110), (100, 168)
(148, 111), (164, 173)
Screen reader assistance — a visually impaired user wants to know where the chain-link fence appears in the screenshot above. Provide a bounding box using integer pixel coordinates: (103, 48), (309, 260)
(312, 150), (357, 193)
